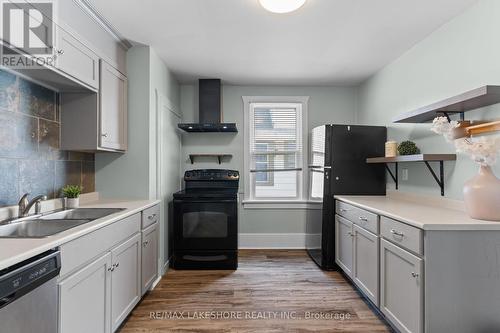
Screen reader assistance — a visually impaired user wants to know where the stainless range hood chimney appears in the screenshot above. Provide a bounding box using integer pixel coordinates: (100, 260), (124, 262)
(178, 79), (238, 133)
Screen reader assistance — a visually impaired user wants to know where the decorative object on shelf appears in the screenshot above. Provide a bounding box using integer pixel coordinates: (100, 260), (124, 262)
(397, 141), (420, 156)
(62, 185), (83, 209)
(385, 141), (398, 157)
(431, 116), (500, 220)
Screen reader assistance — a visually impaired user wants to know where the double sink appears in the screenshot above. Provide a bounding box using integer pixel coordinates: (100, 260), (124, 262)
(0, 208), (125, 238)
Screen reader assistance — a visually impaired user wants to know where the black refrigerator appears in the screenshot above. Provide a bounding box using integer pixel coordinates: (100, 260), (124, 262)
(306, 124), (386, 270)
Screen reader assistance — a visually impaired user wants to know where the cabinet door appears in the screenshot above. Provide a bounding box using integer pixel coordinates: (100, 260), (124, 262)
(59, 253), (112, 333)
(111, 233), (141, 331)
(100, 60), (127, 151)
(56, 28), (99, 89)
(353, 224), (379, 305)
(141, 223), (159, 295)
(335, 215), (353, 277)
(380, 239), (423, 333)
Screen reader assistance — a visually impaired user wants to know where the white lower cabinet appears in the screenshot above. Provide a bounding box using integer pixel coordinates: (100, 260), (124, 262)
(111, 233), (142, 331)
(335, 216), (353, 277)
(58, 233), (143, 333)
(59, 253), (112, 333)
(352, 224), (379, 306)
(380, 239), (423, 333)
(141, 222), (159, 295)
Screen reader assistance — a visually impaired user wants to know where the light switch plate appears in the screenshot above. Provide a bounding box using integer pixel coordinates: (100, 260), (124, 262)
(402, 168), (409, 181)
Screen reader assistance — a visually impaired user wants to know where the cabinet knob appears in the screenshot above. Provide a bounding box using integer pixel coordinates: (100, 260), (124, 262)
(57, 49), (64, 55)
(143, 240), (149, 247)
(148, 214), (156, 220)
(358, 217), (368, 222)
(101, 133), (108, 138)
(411, 272), (419, 278)
(390, 229), (404, 237)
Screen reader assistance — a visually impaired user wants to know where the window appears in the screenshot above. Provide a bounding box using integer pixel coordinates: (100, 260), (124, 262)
(243, 97), (309, 204)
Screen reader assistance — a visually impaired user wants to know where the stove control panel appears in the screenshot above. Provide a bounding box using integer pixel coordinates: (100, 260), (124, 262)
(184, 169), (239, 181)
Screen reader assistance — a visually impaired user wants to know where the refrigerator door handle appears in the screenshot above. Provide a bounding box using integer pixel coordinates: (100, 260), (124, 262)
(323, 166), (332, 170)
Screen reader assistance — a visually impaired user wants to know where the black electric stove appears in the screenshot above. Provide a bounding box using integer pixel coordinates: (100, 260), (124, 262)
(171, 169), (239, 270)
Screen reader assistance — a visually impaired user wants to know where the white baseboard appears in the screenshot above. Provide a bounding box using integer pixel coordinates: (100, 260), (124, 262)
(239, 233), (307, 249)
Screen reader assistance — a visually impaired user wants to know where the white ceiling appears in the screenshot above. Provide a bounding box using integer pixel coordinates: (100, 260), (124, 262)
(87, 0), (478, 86)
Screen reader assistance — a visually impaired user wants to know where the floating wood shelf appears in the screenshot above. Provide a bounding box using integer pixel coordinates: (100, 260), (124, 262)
(393, 86), (500, 123)
(466, 120), (500, 136)
(366, 154), (457, 196)
(188, 154), (232, 164)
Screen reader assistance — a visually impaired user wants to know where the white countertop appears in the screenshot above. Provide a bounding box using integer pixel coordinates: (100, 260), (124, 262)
(335, 193), (500, 231)
(0, 198), (160, 271)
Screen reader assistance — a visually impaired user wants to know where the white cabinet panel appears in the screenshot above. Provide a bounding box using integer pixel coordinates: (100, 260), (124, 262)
(335, 215), (353, 277)
(353, 224), (379, 306)
(59, 253), (112, 333)
(56, 28), (99, 89)
(380, 239), (423, 333)
(141, 223), (159, 295)
(100, 60), (127, 151)
(111, 233), (141, 331)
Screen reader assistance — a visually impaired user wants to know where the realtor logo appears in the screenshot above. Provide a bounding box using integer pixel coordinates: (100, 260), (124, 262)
(1, 0), (56, 69)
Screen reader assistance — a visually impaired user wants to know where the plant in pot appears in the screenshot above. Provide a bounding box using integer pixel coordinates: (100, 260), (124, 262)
(62, 185), (83, 209)
(431, 117), (500, 221)
(397, 141), (420, 155)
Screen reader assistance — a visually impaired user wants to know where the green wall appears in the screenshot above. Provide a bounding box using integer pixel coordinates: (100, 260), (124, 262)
(357, 0), (500, 199)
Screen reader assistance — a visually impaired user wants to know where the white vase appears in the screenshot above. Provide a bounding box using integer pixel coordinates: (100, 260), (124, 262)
(66, 197), (80, 209)
(463, 165), (500, 221)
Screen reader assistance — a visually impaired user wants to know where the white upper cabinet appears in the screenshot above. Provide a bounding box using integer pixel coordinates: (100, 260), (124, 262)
(55, 28), (100, 90)
(99, 60), (128, 151)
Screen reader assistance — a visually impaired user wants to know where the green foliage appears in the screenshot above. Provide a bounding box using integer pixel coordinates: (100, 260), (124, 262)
(62, 185), (83, 198)
(398, 141), (420, 156)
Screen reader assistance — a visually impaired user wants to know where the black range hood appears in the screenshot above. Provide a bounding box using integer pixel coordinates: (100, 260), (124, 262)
(178, 79), (238, 133)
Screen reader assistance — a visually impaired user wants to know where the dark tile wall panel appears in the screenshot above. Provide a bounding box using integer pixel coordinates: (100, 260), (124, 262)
(0, 69), (96, 207)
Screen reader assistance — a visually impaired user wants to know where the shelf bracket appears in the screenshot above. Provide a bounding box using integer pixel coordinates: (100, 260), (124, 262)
(424, 161), (445, 196)
(385, 163), (398, 190)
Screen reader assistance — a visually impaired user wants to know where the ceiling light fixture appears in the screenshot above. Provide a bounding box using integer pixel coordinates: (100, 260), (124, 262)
(259, 0), (307, 14)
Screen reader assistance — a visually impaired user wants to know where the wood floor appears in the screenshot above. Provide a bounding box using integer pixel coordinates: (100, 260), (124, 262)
(118, 250), (391, 333)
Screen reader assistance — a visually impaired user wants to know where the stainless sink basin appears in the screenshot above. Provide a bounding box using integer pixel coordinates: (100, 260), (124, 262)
(0, 208), (126, 238)
(41, 208), (125, 220)
(0, 219), (91, 238)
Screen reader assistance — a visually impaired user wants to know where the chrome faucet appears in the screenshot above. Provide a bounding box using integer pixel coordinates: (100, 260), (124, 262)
(18, 193), (47, 218)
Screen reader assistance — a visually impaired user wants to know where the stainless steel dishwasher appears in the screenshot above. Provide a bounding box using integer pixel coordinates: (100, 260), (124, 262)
(0, 249), (61, 333)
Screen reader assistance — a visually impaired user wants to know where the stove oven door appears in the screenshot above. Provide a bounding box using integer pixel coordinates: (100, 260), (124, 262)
(173, 199), (237, 250)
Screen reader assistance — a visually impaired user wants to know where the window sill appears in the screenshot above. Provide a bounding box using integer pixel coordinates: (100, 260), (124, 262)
(242, 200), (322, 210)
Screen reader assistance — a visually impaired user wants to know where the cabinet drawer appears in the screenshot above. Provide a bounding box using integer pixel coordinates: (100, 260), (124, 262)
(142, 204), (160, 229)
(60, 213), (141, 277)
(381, 216), (423, 256)
(336, 201), (378, 234)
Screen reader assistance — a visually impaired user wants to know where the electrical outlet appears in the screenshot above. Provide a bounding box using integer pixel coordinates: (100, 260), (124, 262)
(402, 168), (409, 181)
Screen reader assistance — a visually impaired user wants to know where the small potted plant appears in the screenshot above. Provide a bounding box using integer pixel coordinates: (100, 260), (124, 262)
(62, 185), (83, 209)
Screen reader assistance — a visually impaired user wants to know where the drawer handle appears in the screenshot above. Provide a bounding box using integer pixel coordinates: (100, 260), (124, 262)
(390, 229), (404, 237)
(411, 272), (419, 278)
(101, 133), (108, 138)
(148, 214), (157, 220)
(340, 208), (349, 212)
(57, 49), (64, 55)
(347, 232), (355, 237)
(108, 266), (114, 272)
(358, 217), (368, 222)
(115, 262), (119, 269)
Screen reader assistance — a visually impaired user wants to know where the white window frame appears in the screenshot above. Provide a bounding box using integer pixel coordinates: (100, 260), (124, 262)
(242, 96), (310, 209)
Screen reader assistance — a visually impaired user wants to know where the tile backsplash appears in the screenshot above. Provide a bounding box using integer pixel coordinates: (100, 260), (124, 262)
(0, 69), (95, 207)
